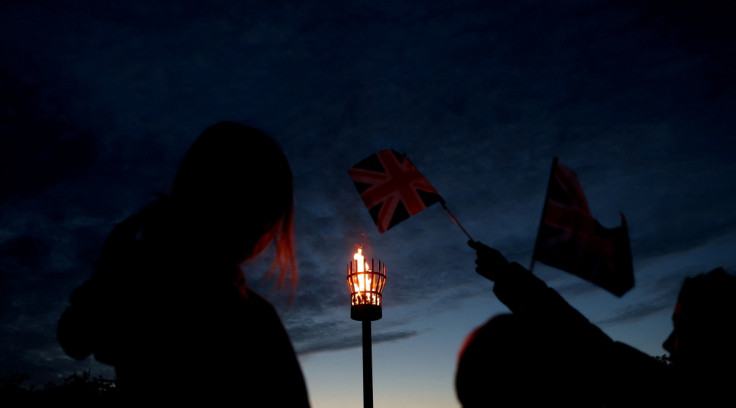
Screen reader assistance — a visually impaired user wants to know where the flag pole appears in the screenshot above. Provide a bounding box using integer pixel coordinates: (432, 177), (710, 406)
(440, 200), (474, 242)
(530, 157), (558, 273)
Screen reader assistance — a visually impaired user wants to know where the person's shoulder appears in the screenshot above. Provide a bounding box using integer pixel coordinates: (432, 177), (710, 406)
(239, 288), (280, 316)
(244, 288), (271, 305)
(231, 288), (293, 341)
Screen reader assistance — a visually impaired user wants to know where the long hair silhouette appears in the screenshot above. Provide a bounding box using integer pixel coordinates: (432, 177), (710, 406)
(58, 122), (310, 405)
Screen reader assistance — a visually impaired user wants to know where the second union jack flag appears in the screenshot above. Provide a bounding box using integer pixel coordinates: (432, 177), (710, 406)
(533, 157), (634, 296)
(348, 150), (442, 233)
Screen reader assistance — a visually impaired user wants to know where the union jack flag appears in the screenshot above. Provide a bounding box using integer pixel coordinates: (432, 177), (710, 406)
(533, 158), (634, 296)
(348, 150), (442, 233)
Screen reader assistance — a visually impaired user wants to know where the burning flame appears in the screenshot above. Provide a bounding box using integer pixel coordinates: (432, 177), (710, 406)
(353, 248), (371, 295)
(354, 248), (370, 272)
(348, 247), (385, 307)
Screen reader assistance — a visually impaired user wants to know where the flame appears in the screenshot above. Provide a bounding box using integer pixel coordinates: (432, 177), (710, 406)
(353, 248), (372, 303)
(348, 246), (385, 307)
(354, 248), (369, 272)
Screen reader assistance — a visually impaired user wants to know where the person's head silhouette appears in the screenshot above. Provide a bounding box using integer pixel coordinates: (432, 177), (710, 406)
(455, 313), (600, 407)
(164, 121), (297, 287)
(663, 267), (736, 372)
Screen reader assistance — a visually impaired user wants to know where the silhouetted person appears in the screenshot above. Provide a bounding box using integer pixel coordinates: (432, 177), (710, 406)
(455, 241), (697, 407)
(57, 122), (310, 406)
(661, 267), (736, 405)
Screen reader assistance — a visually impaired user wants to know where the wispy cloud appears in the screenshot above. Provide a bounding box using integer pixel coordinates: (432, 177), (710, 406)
(295, 327), (421, 355)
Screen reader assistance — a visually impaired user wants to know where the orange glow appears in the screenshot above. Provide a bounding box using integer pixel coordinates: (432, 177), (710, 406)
(347, 247), (386, 307)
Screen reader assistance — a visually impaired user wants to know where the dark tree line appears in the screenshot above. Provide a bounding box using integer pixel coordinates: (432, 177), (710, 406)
(1, 370), (117, 395)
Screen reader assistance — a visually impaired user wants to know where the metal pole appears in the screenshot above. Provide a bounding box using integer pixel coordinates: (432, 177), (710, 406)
(362, 319), (373, 408)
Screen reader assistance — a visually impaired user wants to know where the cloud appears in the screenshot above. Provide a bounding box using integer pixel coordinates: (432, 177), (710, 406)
(292, 317), (421, 355)
(0, 61), (97, 203)
(596, 298), (674, 326)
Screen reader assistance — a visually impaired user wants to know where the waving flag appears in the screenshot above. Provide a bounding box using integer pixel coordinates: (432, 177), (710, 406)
(532, 158), (634, 296)
(348, 150), (442, 233)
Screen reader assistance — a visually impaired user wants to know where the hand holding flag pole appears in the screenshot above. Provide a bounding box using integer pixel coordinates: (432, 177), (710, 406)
(348, 149), (474, 241)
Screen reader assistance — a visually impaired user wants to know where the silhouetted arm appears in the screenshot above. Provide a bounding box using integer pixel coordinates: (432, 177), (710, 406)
(469, 240), (613, 348)
(57, 274), (122, 365)
(57, 283), (96, 360)
(468, 240), (668, 405)
(57, 213), (145, 364)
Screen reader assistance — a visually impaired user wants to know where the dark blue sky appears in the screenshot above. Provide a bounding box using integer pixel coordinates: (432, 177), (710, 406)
(1, 1), (734, 406)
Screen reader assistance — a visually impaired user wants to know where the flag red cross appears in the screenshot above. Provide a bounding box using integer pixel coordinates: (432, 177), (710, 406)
(348, 150), (439, 233)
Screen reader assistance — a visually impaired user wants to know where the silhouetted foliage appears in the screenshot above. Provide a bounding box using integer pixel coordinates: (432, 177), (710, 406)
(0, 371), (117, 395)
(0, 372), (32, 393)
(654, 354), (673, 366)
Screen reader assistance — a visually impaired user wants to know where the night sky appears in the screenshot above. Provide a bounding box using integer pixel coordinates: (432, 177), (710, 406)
(1, 1), (734, 406)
